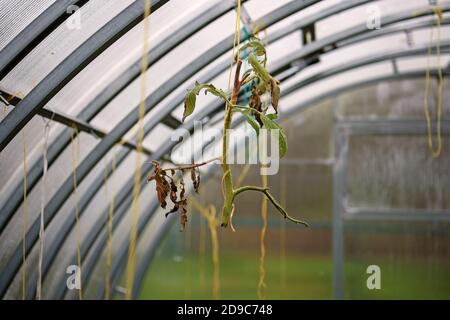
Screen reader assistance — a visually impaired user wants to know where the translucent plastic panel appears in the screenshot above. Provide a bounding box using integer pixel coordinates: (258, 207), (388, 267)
(281, 62), (393, 114)
(1, 0), (135, 96)
(344, 220), (450, 299)
(264, 0), (341, 40)
(337, 79), (450, 119)
(397, 54), (450, 73)
(45, 0), (216, 120)
(0, 0), (55, 50)
(316, 0), (434, 40)
(243, 0), (292, 21)
(347, 136), (450, 210)
(42, 148), (143, 299)
(0, 112), (66, 207)
(91, 4), (235, 135)
(82, 179), (157, 300)
(0, 132), (100, 298)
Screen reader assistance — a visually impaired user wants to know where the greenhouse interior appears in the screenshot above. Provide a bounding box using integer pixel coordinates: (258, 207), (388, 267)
(0, 0), (449, 301)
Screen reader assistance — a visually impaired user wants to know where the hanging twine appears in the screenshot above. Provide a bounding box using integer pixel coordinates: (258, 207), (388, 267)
(424, 4), (443, 158)
(191, 198), (220, 300)
(257, 173), (268, 300)
(71, 125), (82, 300)
(104, 151), (116, 300)
(125, 0), (152, 300)
(279, 150), (287, 297)
(36, 117), (52, 300)
(21, 130), (28, 300)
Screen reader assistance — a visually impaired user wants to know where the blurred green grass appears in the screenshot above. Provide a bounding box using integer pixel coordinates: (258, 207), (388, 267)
(138, 254), (450, 299)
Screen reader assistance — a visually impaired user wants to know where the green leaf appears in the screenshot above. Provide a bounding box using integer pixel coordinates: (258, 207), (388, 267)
(248, 53), (270, 83)
(260, 113), (287, 158)
(183, 82), (231, 122)
(183, 91), (197, 122)
(242, 113), (260, 136)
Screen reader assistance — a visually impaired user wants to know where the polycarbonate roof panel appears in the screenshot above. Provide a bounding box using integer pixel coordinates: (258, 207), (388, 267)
(0, 0), (56, 50)
(91, 3), (235, 131)
(1, 0), (135, 96)
(44, 0), (217, 118)
(315, 0), (438, 40)
(243, 0), (292, 21)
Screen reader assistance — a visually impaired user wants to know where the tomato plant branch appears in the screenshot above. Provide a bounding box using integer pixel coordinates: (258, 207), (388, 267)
(232, 186), (309, 226)
(220, 59), (243, 227)
(158, 157), (221, 173)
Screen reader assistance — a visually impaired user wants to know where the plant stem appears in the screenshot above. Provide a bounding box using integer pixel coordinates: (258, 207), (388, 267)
(161, 157), (221, 172)
(233, 186), (309, 227)
(221, 60), (243, 227)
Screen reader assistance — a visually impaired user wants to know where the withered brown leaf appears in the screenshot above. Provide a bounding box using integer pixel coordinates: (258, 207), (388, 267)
(149, 161), (171, 209)
(270, 79), (280, 114)
(250, 87), (263, 127)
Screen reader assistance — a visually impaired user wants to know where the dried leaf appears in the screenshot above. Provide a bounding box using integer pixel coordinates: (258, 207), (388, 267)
(165, 203), (179, 218)
(169, 181), (178, 203)
(270, 79), (280, 113)
(250, 88), (263, 127)
(150, 161), (171, 209)
(194, 170), (201, 193)
(178, 199), (188, 231)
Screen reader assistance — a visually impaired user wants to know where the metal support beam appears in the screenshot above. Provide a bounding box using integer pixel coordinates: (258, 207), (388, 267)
(0, 91), (153, 156)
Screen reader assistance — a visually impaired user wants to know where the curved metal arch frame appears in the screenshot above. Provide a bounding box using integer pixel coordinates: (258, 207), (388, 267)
(0, 0), (169, 152)
(0, 0), (253, 236)
(0, 0), (170, 297)
(131, 68), (450, 299)
(20, 0), (252, 300)
(39, 2), (450, 298)
(1, 0), (323, 299)
(1, 0), (448, 300)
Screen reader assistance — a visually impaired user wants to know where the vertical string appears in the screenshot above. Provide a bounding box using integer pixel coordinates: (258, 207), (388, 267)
(185, 202), (192, 299)
(126, 0), (151, 300)
(227, 0), (242, 91)
(424, 5), (443, 158)
(198, 205), (206, 293)
(36, 120), (50, 300)
(104, 151), (116, 300)
(279, 160), (287, 298)
(21, 130), (27, 300)
(208, 206), (220, 300)
(257, 174), (268, 300)
(71, 125), (82, 300)
(191, 198), (220, 299)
